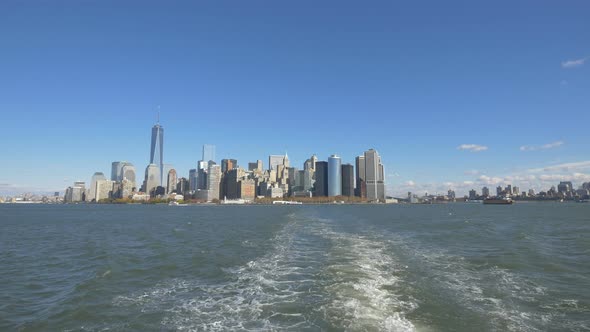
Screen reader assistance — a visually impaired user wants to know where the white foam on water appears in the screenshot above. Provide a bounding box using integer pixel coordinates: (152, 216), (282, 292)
(114, 216), (325, 331)
(397, 242), (550, 332)
(309, 222), (418, 332)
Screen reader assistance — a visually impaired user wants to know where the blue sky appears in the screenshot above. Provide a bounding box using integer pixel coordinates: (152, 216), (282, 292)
(1, 0), (589, 196)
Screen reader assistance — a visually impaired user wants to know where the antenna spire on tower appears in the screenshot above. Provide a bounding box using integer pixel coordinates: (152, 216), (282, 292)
(156, 105), (161, 124)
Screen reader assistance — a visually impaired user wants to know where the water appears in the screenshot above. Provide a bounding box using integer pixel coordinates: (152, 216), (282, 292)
(1, 203), (589, 331)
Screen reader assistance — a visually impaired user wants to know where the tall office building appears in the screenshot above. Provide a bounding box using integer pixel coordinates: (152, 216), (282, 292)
(221, 159), (238, 173)
(304, 154), (317, 171)
(197, 168), (207, 190)
(364, 149), (385, 202)
(121, 178), (134, 198)
(355, 156), (366, 198)
(167, 169), (178, 194)
(341, 164), (354, 197)
(482, 186), (490, 197)
(207, 164), (222, 201)
(111, 161), (131, 182)
(65, 181), (86, 202)
(287, 167), (304, 194)
(95, 179), (114, 201)
(314, 161), (329, 197)
(144, 164), (160, 196)
(121, 164), (136, 184)
(202, 144), (216, 163)
(328, 155), (342, 197)
(303, 168), (315, 192)
(150, 120), (164, 185)
(189, 169), (198, 191)
(248, 160), (263, 172)
(177, 177), (189, 196)
(88, 172), (106, 202)
(111, 162), (120, 181)
(269, 154), (287, 172)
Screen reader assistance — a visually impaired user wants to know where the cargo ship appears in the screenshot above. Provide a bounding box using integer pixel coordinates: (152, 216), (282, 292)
(483, 197), (514, 205)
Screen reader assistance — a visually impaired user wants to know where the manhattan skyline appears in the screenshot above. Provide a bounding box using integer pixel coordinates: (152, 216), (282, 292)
(1, 1), (589, 196)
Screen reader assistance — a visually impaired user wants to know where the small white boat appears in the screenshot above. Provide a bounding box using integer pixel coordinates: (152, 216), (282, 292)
(273, 201), (303, 205)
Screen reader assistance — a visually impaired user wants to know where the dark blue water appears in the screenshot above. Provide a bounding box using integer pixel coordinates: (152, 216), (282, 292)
(1, 203), (589, 331)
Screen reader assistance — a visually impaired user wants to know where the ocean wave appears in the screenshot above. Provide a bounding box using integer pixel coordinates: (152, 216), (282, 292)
(389, 238), (550, 332)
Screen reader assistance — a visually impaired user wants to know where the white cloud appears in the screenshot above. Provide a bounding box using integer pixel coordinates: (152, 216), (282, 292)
(478, 175), (505, 186)
(562, 57), (587, 68)
(386, 159), (590, 197)
(464, 169), (480, 175)
(457, 144), (488, 152)
(520, 140), (564, 152)
(528, 160), (590, 173)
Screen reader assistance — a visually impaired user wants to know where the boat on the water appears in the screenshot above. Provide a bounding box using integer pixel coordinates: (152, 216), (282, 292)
(272, 200), (303, 205)
(483, 197), (513, 205)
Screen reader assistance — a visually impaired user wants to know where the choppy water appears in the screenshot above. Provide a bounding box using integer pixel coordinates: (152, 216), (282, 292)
(1, 203), (589, 331)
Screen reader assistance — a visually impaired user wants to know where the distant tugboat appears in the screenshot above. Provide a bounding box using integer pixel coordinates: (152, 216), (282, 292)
(483, 197), (513, 205)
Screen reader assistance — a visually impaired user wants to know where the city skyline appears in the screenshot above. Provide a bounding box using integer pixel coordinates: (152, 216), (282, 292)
(1, 1), (589, 196)
(2, 113), (590, 197)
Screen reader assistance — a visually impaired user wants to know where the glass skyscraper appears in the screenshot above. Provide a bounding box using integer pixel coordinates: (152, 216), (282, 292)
(328, 155), (342, 197)
(150, 122), (164, 185)
(314, 161), (329, 197)
(202, 144), (216, 163)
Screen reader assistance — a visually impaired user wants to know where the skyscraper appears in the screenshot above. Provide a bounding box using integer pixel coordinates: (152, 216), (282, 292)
(314, 161), (329, 197)
(364, 149), (385, 202)
(121, 163), (136, 184)
(95, 179), (114, 201)
(189, 169), (198, 192)
(150, 120), (164, 186)
(177, 177), (189, 196)
(248, 160), (263, 172)
(207, 164), (222, 201)
(221, 159), (238, 173)
(144, 164), (160, 196)
(341, 164), (354, 197)
(202, 144), (216, 163)
(269, 154), (287, 172)
(304, 154), (317, 171)
(167, 169), (178, 194)
(88, 172), (106, 202)
(328, 155), (342, 197)
(111, 161), (130, 182)
(355, 155), (366, 198)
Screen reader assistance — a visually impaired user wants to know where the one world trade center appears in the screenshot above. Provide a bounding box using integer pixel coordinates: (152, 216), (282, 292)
(150, 118), (164, 186)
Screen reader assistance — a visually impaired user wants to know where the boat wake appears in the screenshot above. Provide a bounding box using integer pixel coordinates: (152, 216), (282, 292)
(113, 213), (419, 331)
(114, 215), (325, 331)
(308, 220), (417, 331)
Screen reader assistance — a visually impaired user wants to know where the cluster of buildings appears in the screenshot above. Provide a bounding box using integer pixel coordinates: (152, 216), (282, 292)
(403, 182), (590, 204)
(64, 119), (387, 203)
(467, 182), (590, 201)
